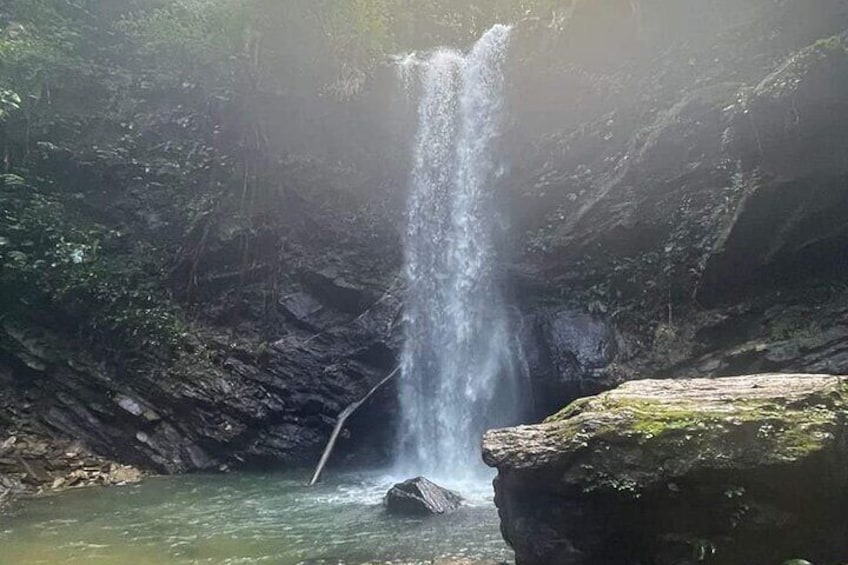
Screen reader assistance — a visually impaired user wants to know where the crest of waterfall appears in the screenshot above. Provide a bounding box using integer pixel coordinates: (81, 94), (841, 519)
(397, 25), (519, 481)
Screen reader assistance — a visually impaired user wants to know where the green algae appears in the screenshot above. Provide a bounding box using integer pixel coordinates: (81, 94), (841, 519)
(537, 377), (848, 492)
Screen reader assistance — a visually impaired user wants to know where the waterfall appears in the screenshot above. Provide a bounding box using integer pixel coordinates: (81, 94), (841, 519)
(397, 25), (518, 481)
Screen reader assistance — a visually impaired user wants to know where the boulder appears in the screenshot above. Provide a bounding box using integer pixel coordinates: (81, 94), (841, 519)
(107, 464), (143, 485)
(0, 473), (24, 509)
(483, 374), (848, 565)
(385, 477), (463, 516)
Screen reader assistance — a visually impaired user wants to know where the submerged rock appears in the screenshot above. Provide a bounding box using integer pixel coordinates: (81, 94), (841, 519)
(385, 477), (463, 516)
(483, 374), (848, 565)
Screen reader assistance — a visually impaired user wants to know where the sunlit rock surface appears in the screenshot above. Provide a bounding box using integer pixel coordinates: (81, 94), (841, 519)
(484, 374), (848, 565)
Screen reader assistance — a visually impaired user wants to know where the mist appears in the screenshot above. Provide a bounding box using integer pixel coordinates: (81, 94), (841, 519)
(2, 1), (848, 564)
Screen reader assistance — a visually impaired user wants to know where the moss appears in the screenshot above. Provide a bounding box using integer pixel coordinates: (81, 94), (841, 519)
(626, 403), (707, 438)
(621, 396), (840, 459)
(539, 377), (848, 492)
(812, 34), (848, 55)
(547, 396), (594, 423)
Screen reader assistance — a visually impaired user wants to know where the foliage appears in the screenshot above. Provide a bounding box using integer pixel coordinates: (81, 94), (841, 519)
(126, 0), (563, 100)
(0, 88), (20, 120)
(0, 174), (184, 351)
(0, 2), (90, 100)
(117, 0), (251, 90)
(0, 0), (565, 364)
(0, 4), (187, 352)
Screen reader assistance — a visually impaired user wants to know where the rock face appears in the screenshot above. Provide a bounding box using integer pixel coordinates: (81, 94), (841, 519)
(502, 4), (848, 419)
(3, 0), (848, 505)
(483, 374), (848, 565)
(519, 308), (623, 418)
(508, 5), (848, 309)
(385, 477), (464, 516)
(0, 256), (402, 477)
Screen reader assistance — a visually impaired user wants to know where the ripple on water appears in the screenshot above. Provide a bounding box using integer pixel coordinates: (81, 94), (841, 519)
(0, 471), (512, 565)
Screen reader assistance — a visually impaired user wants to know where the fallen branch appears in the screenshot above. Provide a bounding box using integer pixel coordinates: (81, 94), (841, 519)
(309, 365), (400, 486)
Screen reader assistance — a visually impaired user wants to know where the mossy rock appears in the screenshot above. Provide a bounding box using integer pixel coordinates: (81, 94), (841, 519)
(485, 374), (848, 492)
(483, 375), (848, 565)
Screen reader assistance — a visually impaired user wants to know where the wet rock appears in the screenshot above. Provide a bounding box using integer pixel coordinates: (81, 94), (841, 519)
(0, 275), (401, 474)
(115, 394), (145, 417)
(520, 308), (622, 418)
(0, 435), (16, 452)
(509, 21), (848, 319)
(0, 419), (145, 501)
(19, 458), (50, 485)
(316, 560), (507, 565)
(672, 302), (848, 380)
(280, 291), (327, 330)
(107, 464), (143, 485)
(0, 472), (24, 507)
(385, 477), (463, 516)
(300, 268), (373, 315)
(484, 374), (848, 565)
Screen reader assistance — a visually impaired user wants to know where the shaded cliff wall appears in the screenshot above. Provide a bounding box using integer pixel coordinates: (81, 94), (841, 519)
(2, 0), (848, 488)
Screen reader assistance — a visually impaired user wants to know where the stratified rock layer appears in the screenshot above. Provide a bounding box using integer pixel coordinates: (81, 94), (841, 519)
(483, 374), (848, 565)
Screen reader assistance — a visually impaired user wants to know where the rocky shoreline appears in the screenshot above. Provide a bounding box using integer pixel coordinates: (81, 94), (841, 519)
(0, 429), (143, 511)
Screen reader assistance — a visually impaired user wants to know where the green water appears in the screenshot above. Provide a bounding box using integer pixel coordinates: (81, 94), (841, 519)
(0, 471), (512, 564)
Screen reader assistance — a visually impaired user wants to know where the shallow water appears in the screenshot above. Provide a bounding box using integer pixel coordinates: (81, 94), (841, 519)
(0, 471), (512, 565)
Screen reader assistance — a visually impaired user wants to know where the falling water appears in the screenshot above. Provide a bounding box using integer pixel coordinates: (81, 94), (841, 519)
(397, 25), (519, 481)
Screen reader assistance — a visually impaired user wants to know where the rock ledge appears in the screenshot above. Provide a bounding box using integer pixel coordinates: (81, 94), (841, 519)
(483, 374), (848, 565)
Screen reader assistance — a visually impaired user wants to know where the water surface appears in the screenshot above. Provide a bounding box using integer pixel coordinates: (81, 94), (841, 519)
(0, 471), (511, 564)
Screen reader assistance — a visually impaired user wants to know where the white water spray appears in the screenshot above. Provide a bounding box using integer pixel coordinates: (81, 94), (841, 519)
(397, 25), (519, 482)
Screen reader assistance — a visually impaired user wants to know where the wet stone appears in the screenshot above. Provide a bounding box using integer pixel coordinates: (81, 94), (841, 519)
(385, 477), (464, 516)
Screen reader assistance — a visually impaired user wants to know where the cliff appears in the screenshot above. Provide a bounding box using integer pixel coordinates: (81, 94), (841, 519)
(2, 0), (848, 506)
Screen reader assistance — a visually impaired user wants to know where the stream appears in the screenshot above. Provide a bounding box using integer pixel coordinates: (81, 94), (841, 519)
(0, 471), (511, 564)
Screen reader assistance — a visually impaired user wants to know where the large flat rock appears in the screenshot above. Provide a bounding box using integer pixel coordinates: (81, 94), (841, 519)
(483, 374), (848, 565)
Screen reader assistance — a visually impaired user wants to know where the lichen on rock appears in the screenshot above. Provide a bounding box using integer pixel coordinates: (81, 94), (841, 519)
(483, 374), (848, 565)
